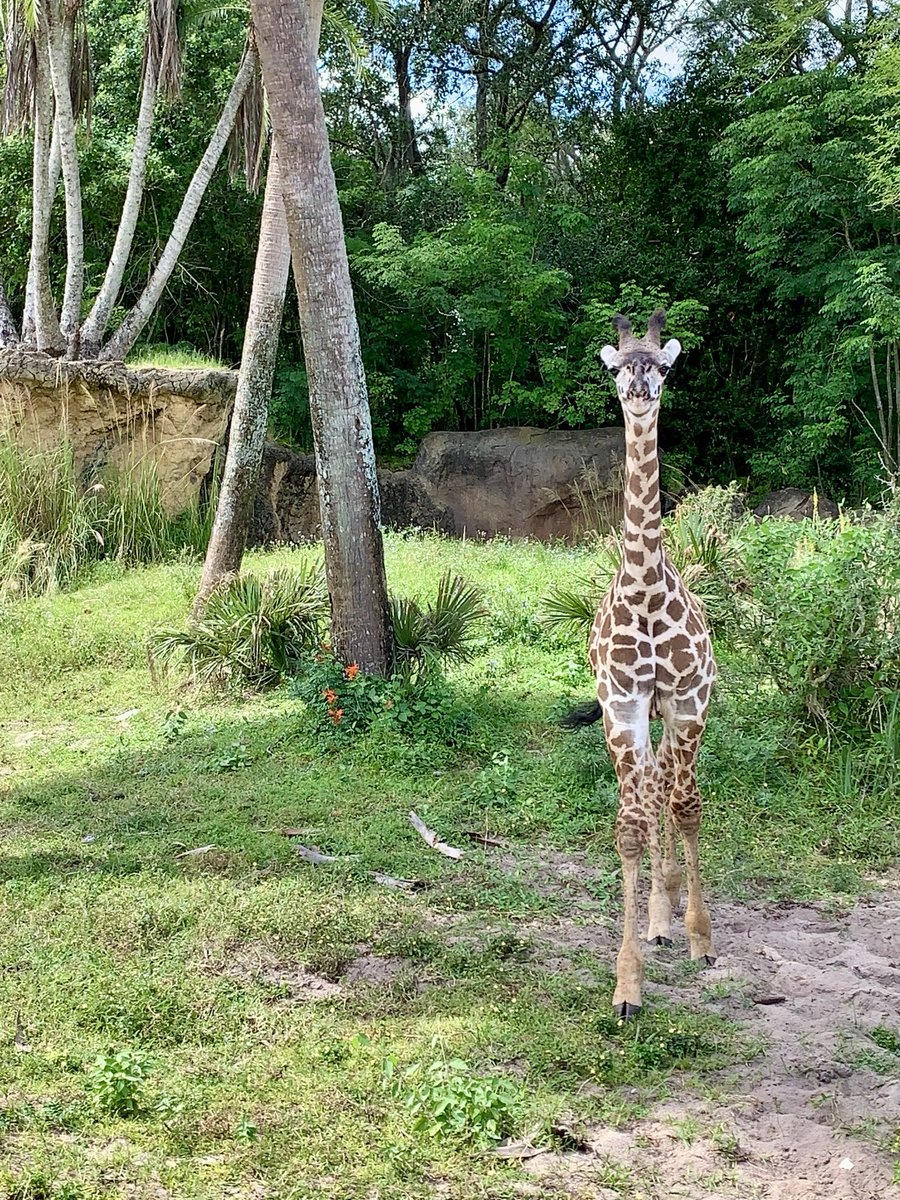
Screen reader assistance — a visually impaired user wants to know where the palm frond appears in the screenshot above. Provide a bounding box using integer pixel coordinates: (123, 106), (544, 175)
(144, 0), (182, 103)
(540, 581), (602, 638)
(69, 4), (92, 132)
(227, 46), (265, 191)
(1, 0), (37, 137)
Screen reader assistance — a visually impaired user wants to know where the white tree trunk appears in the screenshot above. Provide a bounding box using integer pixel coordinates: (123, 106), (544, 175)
(0, 279), (20, 347)
(80, 62), (160, 357)
(250, 0), (394, 674)
(99, 46), (258, 363)
(24, 20), (63, 352)
(46, 4), (84, 353)
(195, 148), (291, 610)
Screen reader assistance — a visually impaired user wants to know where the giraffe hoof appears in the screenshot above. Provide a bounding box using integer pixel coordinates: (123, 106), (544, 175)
(614, 1002), (642, 1021)
(704, 955), (717, 967)
(654, 936), (674, 948)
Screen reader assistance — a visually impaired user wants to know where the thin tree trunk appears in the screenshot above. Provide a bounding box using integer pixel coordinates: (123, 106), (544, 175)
(46, 2), (84, 354)
(99, 46), (257, 362)
(80, 61), (159, 356)
(194, 148), (290, 611)
(392, 45), (422, 175)
(250, 0), (394, 675)
(0, 279), (19, 347)
(25, 20), (63, 352)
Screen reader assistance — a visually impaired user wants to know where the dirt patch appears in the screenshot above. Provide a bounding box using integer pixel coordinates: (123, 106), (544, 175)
(509, 874), (900, 1199)
(215, 943), (415, 1001)
(218, 943), (342, 1001)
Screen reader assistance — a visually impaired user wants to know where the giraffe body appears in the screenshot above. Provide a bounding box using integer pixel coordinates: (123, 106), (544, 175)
(588, 312), (717, 1017)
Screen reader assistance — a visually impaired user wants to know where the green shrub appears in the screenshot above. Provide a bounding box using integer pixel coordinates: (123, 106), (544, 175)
(150, 565), (329, 690)
(382, 1050), (521, 1149)
(84, 1048), (151, 1117)
(741, 503), (900, 727)
(391, 572), (488, 678)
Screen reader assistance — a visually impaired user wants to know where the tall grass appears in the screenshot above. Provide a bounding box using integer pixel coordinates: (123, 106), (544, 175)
(0, 438), (213, 598)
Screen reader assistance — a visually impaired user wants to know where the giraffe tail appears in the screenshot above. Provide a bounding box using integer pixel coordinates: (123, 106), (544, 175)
(559, 700), (603, 729)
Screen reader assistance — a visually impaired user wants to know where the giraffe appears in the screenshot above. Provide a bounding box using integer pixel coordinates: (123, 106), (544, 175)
(574, 309), (717, 1019)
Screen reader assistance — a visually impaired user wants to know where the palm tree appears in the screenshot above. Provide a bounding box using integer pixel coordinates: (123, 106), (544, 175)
(0, 0), (259, 359)
(248, 0), (394, 674)
(194, 141), (290, 609)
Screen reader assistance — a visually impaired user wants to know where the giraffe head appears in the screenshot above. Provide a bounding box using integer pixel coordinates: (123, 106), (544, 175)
(600, 309), (681, 420)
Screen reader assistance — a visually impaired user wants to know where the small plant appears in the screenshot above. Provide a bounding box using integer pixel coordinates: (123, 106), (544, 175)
(870, 1026), (900, 1054)
(84, 1048), (152, 1117)
(161, 707), (188, 741)
(235, 1115), (260, 1142)
(150, 565), (329, 690)
(210, 741), (252, 771)
(391, 571), (488, 679)
(382, 1050), (521, 1149)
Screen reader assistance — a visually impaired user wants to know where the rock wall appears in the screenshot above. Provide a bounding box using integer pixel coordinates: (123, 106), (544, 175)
(0, 349), (236, 515)
(251, 425), (627, 545)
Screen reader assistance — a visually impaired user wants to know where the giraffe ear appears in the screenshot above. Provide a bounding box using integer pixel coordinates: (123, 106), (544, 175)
(600, 345), (619, 370)
(660, 338), (682, 366)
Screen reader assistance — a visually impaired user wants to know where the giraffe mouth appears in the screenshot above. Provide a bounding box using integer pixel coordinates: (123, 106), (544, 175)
(623, 397), (656, 418)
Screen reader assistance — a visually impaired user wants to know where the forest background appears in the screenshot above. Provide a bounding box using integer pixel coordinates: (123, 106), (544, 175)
(2, 0), (899, 502)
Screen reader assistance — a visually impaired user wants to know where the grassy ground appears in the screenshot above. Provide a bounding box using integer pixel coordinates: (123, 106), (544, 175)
(0, 533), (896, 1198)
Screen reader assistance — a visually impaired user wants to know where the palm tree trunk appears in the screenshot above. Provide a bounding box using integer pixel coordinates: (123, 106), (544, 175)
(195, 147), (290, 611)
(24, 19), (63, 352)
(46, 2), (85, 354)
(80, 60), (159, 357)
(99, 45), (257, 362)
(0, 278), (19, 347)
(250, 0), (394, 675)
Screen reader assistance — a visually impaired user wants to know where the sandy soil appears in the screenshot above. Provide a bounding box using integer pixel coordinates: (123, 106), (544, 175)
(493, 850), (900, 1199)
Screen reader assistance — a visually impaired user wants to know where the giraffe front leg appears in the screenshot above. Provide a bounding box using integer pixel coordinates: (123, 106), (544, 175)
(663, 805), (682, 915)
(665, 707), (715, 964)
(613, 811), (647, 1018)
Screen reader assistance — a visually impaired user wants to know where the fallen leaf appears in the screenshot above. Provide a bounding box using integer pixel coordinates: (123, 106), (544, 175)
(114, 709), (140, 722)
(463, 830), (505, 848)
(487, 1138), (548, 1160)
(751, 994), (787, 1005)
(293, 844), (357, 865)
(371, 872), (429, 892)
(175, 844), (217, 859)
(408, 811), (463, 860)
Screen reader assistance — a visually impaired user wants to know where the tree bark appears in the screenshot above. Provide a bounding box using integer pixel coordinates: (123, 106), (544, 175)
(24, 20), (63, 352)
(250, 0), (394, 675)
(194, 147), (291, 611)
(46, 1), (85, 354)
(392, 45), (423, 175)
(80, 60), (160, 357)
(0, 279), (20, 347)
(98, 45), (258, 362)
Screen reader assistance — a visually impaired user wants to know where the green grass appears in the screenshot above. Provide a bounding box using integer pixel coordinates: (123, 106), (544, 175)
(0, 532), (896, 1196)
(126, 343), (229, 371)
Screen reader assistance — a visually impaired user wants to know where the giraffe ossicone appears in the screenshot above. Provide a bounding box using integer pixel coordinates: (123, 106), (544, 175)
(581, 309), (717, 1019)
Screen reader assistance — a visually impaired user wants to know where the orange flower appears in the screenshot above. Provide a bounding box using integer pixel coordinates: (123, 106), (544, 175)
(322, 688), (337, 704)
(330, 708), (343, 724)
(344, 663), (359, 681)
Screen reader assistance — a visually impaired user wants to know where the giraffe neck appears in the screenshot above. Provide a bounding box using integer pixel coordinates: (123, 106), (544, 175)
(621, 414), (662, 576)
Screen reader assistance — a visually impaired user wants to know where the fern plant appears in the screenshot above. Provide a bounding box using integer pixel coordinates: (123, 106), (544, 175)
(150, 565), (329, 690)
(391, 572), (488, 678)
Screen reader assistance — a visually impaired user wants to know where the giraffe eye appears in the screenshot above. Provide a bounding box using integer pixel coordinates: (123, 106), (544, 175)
(658, 365), (669, 377)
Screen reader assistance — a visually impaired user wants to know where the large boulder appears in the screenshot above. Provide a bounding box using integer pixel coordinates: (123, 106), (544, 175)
(753, 488), (838, 521)
(411, 427), (626, 540)
(0, 348), (236, 515)
(250, 426), (626, 545)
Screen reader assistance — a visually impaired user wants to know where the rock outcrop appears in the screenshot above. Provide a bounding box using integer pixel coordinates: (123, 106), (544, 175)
(251, 426), (626, 545)
(0, 349), (236, 514)
(753, 488), (838, 521)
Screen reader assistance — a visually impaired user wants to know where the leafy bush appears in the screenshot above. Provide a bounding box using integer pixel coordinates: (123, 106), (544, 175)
(291, 654), (474, 745)
(382, 1050), (521, 1149)
(84, 1049), (151, 1117)
(150, 565), (329, 690)
(741, 502), (900, 727)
